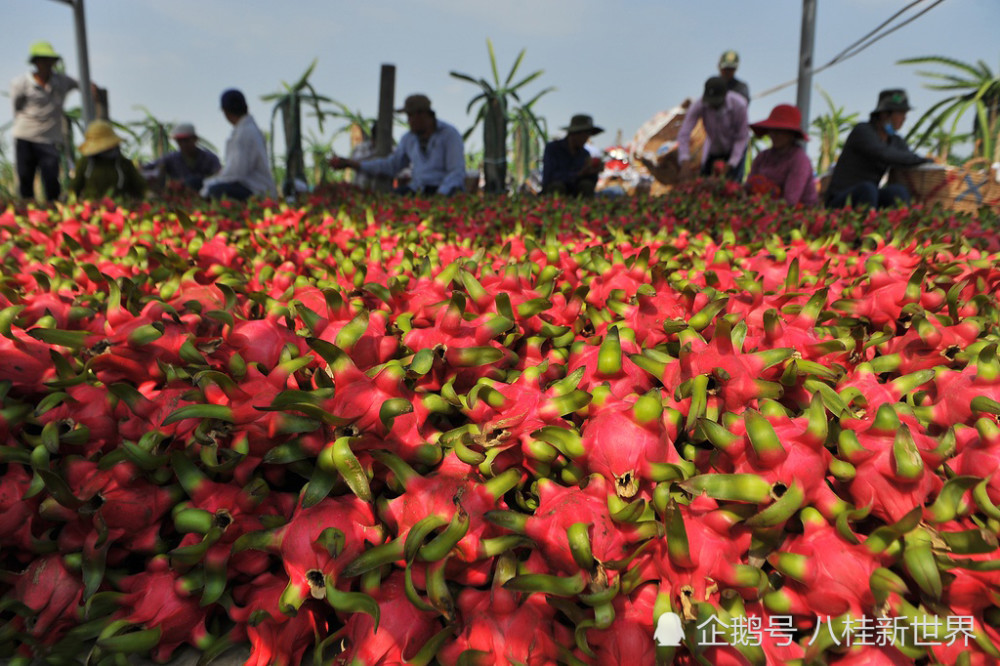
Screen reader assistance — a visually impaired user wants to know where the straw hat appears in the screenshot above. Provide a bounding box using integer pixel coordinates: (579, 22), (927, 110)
(750, 104), (807, 140)
(79, 120), (122, 157)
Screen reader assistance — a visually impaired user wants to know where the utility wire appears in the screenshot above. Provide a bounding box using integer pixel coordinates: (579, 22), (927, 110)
(755, 0), (948, 100)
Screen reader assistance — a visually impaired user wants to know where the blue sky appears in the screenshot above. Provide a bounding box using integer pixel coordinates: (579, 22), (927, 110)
(3, 0), (998, 167)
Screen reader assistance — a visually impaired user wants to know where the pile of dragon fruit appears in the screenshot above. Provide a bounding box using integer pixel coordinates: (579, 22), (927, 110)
(2, 183), (1000, 665)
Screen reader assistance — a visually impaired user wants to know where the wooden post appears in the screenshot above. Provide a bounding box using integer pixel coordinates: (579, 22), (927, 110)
(374, 64), (396, 192)
(94, 86), (109, 120)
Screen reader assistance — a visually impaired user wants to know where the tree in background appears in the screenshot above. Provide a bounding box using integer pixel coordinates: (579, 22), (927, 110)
(809, 87), (858, 174)
(128, 106), (173, 166)
(509, 95), (548, 193)
(899, 55), (1000, 164)
(450, 39), (553, 194)
(262, 59), (332, 198)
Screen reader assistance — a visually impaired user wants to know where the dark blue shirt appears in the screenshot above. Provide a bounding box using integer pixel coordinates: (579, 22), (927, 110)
(146, 147), (221, 184)
(542, 137), (588, 191)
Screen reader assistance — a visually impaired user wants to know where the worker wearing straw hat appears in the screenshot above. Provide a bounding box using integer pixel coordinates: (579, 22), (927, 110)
(9, 41), (79, 201)
(70, 120), (146, 200)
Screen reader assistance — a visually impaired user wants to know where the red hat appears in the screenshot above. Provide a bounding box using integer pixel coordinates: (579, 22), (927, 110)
(750, 104), (807, 141)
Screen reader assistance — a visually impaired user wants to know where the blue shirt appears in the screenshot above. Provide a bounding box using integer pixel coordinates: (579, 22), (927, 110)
(146, 147), (221, 183)
(542, 137), (589, 191)
(359, 120), (466, 195)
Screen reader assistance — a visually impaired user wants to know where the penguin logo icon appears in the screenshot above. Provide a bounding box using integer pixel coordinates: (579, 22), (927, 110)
(654, 611), (685, 647)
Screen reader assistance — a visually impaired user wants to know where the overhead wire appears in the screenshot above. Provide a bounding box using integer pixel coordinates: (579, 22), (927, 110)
(754, 0), (948, 100)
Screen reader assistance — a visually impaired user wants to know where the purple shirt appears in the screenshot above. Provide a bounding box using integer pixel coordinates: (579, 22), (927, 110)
(677, 92), (750, 169)
(748, 144), (818, 206)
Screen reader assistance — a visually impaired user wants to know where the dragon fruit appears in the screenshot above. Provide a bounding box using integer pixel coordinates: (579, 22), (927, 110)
(435, 580), (566, 665)
(229, 572), (328, 666)
(331, 570), (448, 665)
(578, 388), (672, 498)
(764, 508), (885, 620)
(8, 554), (83, 645)
(111, 555), (213, 663)
(700, 398), (847, 519)
(834, 404), (948, 523)
(234, 495), (384, 616)
(489, 475), (658, 579)
(565, 325), (654, 399)
(637, 495), (759, 617)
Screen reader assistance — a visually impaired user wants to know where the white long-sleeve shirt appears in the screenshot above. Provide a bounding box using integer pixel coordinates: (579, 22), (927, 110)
(359, 120), (466, 195)
(202, 114), (276, 197)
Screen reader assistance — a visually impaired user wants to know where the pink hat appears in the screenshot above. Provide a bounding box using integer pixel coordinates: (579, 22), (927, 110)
(750, 104), (807, 141)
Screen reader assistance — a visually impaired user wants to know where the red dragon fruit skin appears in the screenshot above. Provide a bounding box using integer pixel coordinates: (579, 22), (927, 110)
(566, 326), (654, 399)
(704, 401), (847, 519)
(230, 572), (326, 666)
(523, 475), (653, 576)
(765, 508), (884, 620)
(836, 407), (946, 524)
(270, 496), (384, 608)
(0, 464), (46, 557)
(379, 453), (513, 574)
(436, 585), (564, 665)
(953, 417), (1000, 507)
(577, 582), (658, 665)
(11, 554), (83, 643)
(579, 390), (670, 499)
(331, 570), (446, 665)
(638, 495), (756, 611)
(114, 555), (211, 663)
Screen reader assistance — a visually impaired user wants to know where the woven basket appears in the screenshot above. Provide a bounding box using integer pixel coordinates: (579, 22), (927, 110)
(890, 159), (1000, 214)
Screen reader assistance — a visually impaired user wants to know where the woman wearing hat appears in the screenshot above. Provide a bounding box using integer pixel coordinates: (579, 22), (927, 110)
(825, 89), (932, 209)
(541, 114), (604, 196)
(745, 104), (817, 207)
(70, 120), (146, 201)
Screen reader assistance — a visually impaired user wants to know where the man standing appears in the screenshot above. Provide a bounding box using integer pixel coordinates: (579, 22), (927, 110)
(677, 76), (750, 181)
(329, 94), (466, 196)
(201, 89), (276, 201)
(718, 50), (750, 103)
(10, 41), (79, 201)
(541, 114), (604, 196)
(143, 123), (221, 192)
